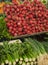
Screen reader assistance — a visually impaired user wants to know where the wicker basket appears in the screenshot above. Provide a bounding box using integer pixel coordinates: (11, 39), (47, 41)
(37, 54), (48, 65)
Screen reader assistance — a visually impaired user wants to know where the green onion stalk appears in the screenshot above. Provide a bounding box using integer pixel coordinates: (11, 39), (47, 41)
(30, 62), (33, 65)
(24, 38), (40, 60)
(28, 38), (47, 57)
(22, 61), (26, 65)
(26, 62), (30, 65)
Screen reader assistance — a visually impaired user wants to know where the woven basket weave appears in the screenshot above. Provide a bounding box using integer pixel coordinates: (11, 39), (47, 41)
(37, 54), (48, 65)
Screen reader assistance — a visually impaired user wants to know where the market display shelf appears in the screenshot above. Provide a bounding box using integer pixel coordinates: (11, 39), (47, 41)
(0, 31), (48, 45)
(12, 31), (48, 39)
(0, 31), (48, 41)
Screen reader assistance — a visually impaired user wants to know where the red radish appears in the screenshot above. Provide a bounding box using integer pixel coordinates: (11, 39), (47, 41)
(13, 24), (17, 28)
(13, 28), (16, 31)
(13, 33), (17, 36)
(6, 22), (11, 27)
(11, 31), (15, 35)
(9, 26), (13, 30)
(18, 28), (22, 32)
(4, 18), (8, 22)
(7, 15), (11, 19)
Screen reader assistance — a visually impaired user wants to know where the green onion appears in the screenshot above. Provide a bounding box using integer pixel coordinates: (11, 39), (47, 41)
(13, 61), (16, 65)
(8, 62), (12, 65)
(20, 58), (23, 61)
(19, 60), (23, 64)
(5, 60), (9, 64)
(30, 62), (33, 65)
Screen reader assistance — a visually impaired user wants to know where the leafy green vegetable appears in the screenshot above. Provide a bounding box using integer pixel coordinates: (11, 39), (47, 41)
(0, 16), (13, 40)
(0, 37), (48, 64)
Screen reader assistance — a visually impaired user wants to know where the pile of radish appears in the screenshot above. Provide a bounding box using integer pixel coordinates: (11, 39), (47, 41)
(4, 0), (48, 36)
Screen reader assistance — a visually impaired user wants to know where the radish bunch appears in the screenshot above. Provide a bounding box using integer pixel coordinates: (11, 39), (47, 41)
(4, 0), (48, 36)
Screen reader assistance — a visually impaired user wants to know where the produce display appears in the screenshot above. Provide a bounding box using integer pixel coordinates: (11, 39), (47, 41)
(0, 35), (48, 65)
(3, 0), (48, 37)
(0, 0), (48, 65)
(0, 15), (47, 40)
